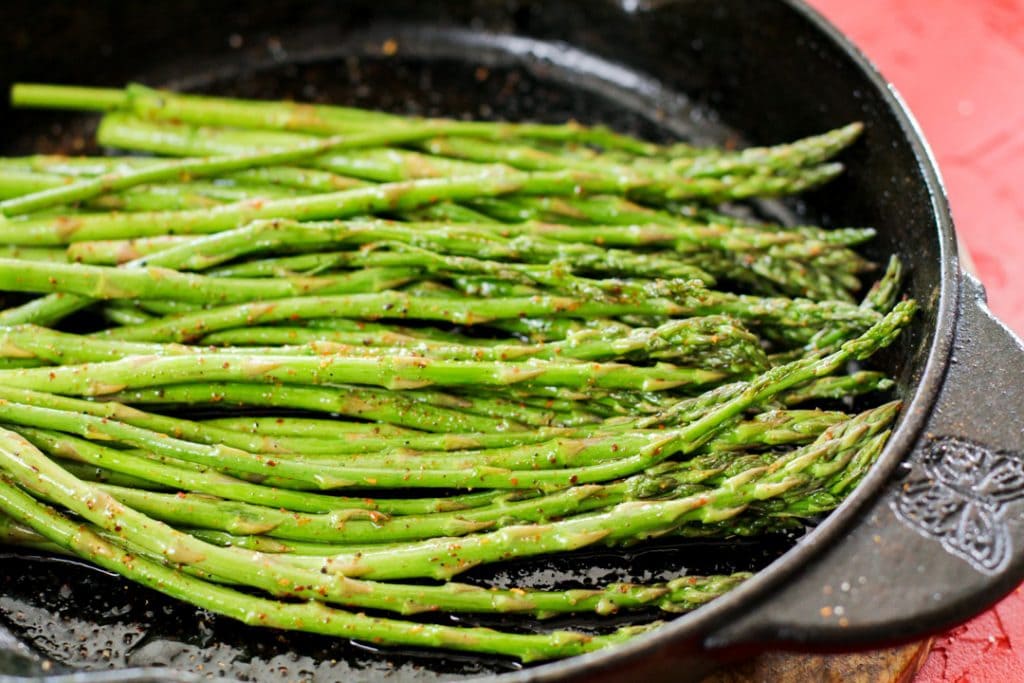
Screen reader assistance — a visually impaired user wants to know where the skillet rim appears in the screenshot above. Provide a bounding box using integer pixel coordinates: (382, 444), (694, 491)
(0, 0), (961, 679)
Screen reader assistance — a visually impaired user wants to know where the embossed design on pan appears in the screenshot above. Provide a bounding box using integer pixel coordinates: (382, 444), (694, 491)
(894, 436), (1024, 574)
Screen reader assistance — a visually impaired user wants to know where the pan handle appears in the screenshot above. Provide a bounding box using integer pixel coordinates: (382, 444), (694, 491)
(704, 272), (1024, 652)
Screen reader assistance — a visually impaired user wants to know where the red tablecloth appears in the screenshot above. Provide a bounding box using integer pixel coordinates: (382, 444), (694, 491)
(807, 2), (1024, 681)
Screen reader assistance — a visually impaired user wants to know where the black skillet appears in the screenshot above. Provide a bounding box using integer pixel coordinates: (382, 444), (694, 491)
(1, 1), (1024, 681)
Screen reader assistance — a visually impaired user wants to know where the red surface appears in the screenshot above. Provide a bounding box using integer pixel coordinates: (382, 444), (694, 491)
(807, 2), (1024, 681)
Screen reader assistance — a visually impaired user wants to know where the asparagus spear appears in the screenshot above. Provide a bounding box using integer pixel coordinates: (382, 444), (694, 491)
(195, 316), (769, 371)
(0, 349), (730, 395)
(0, 155), (365, 193)
(104, 382), (527, 432)
(782, 371), (895, 406)
(0, 128), (431, 217)
(417, 122), (861, 179)
(0, 258), (418, 303)
(12, 82), (663, 155)
(90, 287), (881, 344)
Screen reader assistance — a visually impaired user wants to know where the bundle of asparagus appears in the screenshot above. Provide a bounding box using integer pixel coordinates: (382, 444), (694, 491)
(0, 83), (915, 663)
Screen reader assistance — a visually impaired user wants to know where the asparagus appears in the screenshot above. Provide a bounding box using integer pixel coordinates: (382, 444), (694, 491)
(0, 155), (365, 193)
(798, 255), (904, 355)
(0, 80), (911, 663)
(85, 435), (847, 545)
(201, 415), (417, 439)
(104, 382), (528, 432)
(0, 258), (418, 303)
(13, 83), (662, 154)
(14, 81), (863, 178)
(0, 169), (299, 215)
(100, 301), (155, 326)
(1, 475), (749, 630)
(0, 497), (749, 622)
(0, 128), (420, 216)
(145, 218), (718, 283)
(12, 426), (373, 514)
(194, 316), (768, 371)
(0, 402), (892, 623)
(0, 169), (70, 199)
(0, 472), (659, 661)
(0, 509), (66, 555)
(0, 396), (862, 594)
(0, 391), (527, 514)
(302, 404), (897, 580)
(86, 183), (294, 212)
(96, 114), (495, 181)
(49, 458), (172, 490)
(0, 245), (67, 262)
(0, 303), (914, 492)
(0, 348), (730, 395)
(0, 380), (843, 459)
(82, 90), (860, 188)
(91, 287), (881, 344)
(0, 170), (612, 245)
(416, 122), (861, 178)
(782, 371), (895, 406)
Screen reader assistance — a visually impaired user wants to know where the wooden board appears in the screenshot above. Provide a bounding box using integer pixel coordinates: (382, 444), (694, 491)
(702, 640), (933, 683)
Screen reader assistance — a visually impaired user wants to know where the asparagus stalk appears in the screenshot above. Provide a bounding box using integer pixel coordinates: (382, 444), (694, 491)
(90, 287), (881, 344)
(0, 258), (418, 303)
(416, 122), (861, 178)
(194, 316), (769, 371)
(0, 170), (622, 245)
(64, 218), (718, 284)
(0, 509), (67, 554)
(0, 128), (419, 216)
(13, 82), (663, 154)
(12, 426), (377, 514)
(0, 393), (870, 589)
(782, 371), (895, 406)
(104, 382), (527, 433)
(0, 347), (730, 395)
(0, 155), (365, 193)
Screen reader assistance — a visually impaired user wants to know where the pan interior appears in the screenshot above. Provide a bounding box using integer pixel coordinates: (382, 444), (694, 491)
(0, 4), (939, 680)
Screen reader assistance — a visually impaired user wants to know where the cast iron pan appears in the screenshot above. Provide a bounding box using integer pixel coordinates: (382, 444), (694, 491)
(1, 1), (1023, 681)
